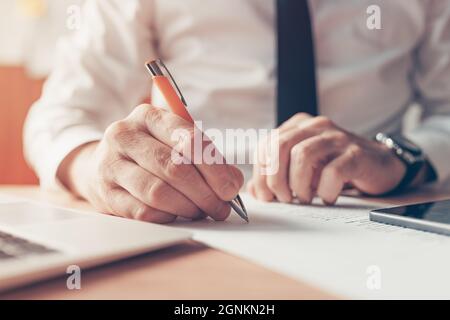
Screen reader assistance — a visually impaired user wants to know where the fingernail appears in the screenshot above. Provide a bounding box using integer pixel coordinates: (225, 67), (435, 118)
(256, 190), (274, 202)
(192, 212), (207, 221)
(298, 198), (312, 205)
(213, 202), (231, 221)
(322, 198), (337, 206)
(221, 180), (238, 201)
(277, 192), (292, 203)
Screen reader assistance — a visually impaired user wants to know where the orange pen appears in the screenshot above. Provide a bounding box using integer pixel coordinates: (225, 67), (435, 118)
(145, 59), (248, 222)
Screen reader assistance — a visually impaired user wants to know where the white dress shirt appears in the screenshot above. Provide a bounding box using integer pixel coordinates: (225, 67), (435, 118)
(24, 0), (450, 188)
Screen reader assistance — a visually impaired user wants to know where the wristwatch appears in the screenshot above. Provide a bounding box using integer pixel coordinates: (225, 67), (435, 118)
(374, 133), (436, 193)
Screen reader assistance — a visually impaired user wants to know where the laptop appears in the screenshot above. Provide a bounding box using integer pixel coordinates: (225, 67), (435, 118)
(0, 196), (191, 292)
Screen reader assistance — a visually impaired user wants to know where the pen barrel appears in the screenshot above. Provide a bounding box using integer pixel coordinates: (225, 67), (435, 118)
(153, 76), (194, 123)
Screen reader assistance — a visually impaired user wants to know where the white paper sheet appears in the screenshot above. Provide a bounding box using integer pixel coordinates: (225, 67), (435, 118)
(173, 194), (450, 299)
(0, 193), (23, 204)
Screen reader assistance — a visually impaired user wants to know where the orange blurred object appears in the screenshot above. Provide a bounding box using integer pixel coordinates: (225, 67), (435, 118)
(0, 66), (42, 184)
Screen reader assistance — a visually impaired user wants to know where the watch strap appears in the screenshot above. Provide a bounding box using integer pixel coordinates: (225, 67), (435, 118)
(387, 160), (424, 194)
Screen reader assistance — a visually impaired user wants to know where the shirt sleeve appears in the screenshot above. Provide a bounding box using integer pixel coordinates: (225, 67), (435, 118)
(23, 0), (155, 189)
(406, 0), (450, 182)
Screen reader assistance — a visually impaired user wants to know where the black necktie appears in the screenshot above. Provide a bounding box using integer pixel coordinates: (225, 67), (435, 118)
(276, 0), (318, 125)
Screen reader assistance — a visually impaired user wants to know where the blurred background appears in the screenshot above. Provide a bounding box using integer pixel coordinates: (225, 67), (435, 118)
(0, 0), (83, 184)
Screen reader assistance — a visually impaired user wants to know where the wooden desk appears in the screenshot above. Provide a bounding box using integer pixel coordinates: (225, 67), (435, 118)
(0, 185), (449, 300)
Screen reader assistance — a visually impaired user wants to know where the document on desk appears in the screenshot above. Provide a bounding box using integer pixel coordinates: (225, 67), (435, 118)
(173, 194), (450, 299)
(0, 193), (22, 203)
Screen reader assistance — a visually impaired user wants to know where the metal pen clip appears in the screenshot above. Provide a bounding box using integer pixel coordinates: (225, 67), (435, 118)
(145, 59), (188, 106)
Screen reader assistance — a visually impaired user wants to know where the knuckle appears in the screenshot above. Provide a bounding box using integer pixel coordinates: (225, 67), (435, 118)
(166, 162), (194, 181)
(105, 120), (127, 140)
(133, 103), (152, 116)
(347, 145), (364, 163)
(154, 145), (174, 169)
(144, 105), (164, 125)
(132, 204), (150, 220)
(147, 180), (170, 205)
(164, 159), (180, 177)
(171, 127), (196, 159)
(164, 161), (182, 179)
(301, 142), (315, 156)
(128, 104), (147, 121)
(320, 131), (349, 149)
(292, 112), (310, 122)
(291, 144), (308, 163)
(179, 127), (196, 153)
(330, 131), (349, 144)
(105, 120), (135, 146)
(313, 116), (333, 128)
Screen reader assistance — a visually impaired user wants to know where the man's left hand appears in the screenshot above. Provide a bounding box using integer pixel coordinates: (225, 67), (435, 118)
(248, 113), (407, 205)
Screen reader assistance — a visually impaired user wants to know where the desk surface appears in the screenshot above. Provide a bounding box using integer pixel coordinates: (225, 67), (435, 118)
(0, 185), (449, 300)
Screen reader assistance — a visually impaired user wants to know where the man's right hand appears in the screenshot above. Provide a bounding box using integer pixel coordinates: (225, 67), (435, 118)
(57, 104), (244, 223)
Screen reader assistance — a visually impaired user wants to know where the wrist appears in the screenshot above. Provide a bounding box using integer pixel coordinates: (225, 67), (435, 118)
(380, 143), (407, 190)
(57, 142), (99, 199)
(374, 133), (435, 194)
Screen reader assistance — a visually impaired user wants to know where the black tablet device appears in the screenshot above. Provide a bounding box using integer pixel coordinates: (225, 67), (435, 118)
(370, 199), (450, 236)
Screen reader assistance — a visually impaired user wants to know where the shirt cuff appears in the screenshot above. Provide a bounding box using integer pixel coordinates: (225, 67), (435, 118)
(34, 125), (104, 191)
(405, 129), (450, 183)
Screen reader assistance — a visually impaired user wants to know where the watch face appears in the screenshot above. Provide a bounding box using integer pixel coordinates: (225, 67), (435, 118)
(392, 135), (422, 156)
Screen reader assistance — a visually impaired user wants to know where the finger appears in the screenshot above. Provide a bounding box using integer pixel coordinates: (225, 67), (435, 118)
(316, 146), (363, 205)
(289, 135), (341, 204)
(246, 180), (256, 198)
(252, 139), (274, 201)
(280, 115), (338, 137)
(265, 125), (318, 203)
(130, 105), (243, 201)
(278, 112), (313, 132)
(109, 127), (231, 221)
(264, 133), (291, 203)
(110, 159), (203, 220)
(104, 188), (177, 224)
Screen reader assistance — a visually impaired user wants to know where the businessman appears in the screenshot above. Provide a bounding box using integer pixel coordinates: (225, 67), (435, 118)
(25, 1), (450, 223)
